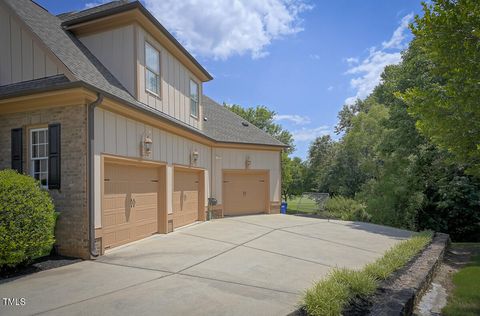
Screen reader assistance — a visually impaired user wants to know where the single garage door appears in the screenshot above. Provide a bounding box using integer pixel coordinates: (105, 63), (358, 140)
(173, 170), (199, 228)
(223, 171), (268, 216)
(102, 162), (159, 250)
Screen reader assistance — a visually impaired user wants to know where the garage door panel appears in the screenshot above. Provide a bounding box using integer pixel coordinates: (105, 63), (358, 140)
(134, 222), (157, 239)
(102, 162), (160, 250)
(173, 171), (199, 229)
(135, 206), (157, 221)
(223, 172), (267, 216)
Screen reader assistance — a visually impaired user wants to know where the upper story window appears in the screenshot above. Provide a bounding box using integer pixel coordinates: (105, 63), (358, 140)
(145, 42), (160, 95)
(30, 128), (48, 187)
(190, 79), (199, 118)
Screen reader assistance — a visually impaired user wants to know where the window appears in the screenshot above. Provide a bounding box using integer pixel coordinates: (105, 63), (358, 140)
(190, 79), (199, 118)
(145, 42), (160, 95)
(30, 128), (48, 187)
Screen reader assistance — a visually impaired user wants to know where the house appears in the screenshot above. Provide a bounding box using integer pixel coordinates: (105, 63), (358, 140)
(0, 0), (286, 259)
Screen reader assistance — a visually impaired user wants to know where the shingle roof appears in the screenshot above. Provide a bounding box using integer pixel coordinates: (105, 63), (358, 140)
(202, 96), (286, 147)
(1, 0), (286, 148)
(0, 75), (71, 97)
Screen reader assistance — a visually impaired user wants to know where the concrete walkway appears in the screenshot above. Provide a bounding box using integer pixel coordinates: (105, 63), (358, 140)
(0, 215), (412, 316)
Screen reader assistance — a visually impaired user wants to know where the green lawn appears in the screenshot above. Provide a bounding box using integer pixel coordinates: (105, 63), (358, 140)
(286, 196), (319, 214)
(442, 243), (480, 316)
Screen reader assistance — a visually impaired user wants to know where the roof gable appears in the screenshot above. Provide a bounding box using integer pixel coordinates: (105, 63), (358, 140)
(1, 0), (286, 149)
(58, 1), (212, 82)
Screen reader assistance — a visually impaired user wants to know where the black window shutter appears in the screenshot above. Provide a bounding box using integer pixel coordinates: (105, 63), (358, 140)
(11, 128), (23, 173)
(48, 123), (61, 190)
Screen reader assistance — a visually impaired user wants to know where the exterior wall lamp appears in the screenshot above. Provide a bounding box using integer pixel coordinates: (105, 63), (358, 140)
(191, 150), (199, 165)
(245, 156), (252, 169)
(142, 133), (153, 158)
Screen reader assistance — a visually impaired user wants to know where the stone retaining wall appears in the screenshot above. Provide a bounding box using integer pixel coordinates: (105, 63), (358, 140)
(369, 233), (450, 315)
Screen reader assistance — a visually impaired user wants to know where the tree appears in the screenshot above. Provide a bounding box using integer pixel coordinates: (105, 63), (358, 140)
(308, 32), (480, 240)
(226, 104), (295, 153)
(403, 0), (480, 177)
(224, 103), (303, 201)
(306, 135), (337, 193)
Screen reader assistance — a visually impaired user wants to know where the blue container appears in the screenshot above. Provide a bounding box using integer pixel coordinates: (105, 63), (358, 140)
(280, 202), (287, 214)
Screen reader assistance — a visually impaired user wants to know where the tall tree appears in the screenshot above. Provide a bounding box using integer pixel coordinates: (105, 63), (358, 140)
(224, 103), (303, 201)
(404, 0), (480, 177)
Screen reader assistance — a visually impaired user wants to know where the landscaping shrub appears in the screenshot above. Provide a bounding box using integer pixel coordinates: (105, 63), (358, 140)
(304, 276), (350, 316)
(302, 231), (433, 315)
(0, 169), (56, 268)
(324, 196), (371, 222)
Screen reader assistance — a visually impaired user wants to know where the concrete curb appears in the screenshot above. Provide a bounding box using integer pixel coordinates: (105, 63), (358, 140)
(369, 232), (450, 316)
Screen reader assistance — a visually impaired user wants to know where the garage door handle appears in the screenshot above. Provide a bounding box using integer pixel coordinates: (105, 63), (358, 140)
(243, 191), (246, 197)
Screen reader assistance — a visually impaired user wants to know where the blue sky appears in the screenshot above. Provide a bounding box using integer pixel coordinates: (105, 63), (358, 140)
(37, 0), (424, 159)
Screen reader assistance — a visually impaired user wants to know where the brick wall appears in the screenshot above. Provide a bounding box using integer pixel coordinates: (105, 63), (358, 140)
(0, 104), (90, 259)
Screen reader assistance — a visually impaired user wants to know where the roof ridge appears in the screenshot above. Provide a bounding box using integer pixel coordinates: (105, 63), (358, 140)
(57, 1), (130, 20)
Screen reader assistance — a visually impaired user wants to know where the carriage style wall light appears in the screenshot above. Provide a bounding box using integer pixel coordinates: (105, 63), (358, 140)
(191, 150), (199, 165)
(245, 156), (252, 169)
(142, 133), (153, 158)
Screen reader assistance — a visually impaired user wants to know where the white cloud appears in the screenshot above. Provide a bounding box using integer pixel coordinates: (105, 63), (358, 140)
(345, 57), (359, 65)
(144, 0), (313, 60)
(274, 114), (311, 125)
(382, 13), (413, 49)
(310, 54), (320, 60)
(327, 85), (334, 91)
(292, 125), (331, 142)
(344, 13), (413, 105)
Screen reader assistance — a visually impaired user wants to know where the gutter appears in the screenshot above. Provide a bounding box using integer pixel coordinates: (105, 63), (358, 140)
(87, 92), (104, 257)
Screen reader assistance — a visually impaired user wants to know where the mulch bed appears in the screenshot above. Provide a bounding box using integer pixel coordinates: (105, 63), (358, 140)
(0, 254), (81, 284)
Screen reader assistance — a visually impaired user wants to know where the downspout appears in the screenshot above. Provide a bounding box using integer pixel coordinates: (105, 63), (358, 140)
(88, 93), (104, 257)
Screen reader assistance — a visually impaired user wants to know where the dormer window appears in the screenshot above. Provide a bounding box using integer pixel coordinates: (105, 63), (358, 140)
(145, 42), (160, 95)
(190, 79), (199, 118)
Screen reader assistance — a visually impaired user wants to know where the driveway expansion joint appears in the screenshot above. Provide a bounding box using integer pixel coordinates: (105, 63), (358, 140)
(178, 230), (334, 268)
(36, 272), (173, 315)
(278, 228), (382, 254)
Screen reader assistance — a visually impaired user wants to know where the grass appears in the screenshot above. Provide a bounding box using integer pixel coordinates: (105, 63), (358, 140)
(442, 245), (480, 316)
(286, 196), (319, 214)
(302, 231), (433, 316)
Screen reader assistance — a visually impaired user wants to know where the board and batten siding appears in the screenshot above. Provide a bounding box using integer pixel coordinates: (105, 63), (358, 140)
(93, 108), (211, 228)
(137, 26), (202, 130)
(211, 148), (281, 205)
(0, 5), (60, 85)
(78, 25), (136, 96)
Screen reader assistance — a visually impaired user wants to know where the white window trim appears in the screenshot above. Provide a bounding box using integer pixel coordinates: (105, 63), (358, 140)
(145, 41), (161, 97)
(30, 127), (48, 188)
(189, 79), (199, 119)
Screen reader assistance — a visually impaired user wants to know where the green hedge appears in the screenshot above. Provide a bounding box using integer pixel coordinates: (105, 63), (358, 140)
(324, 196), (371, 222)
(0, 169), (56, 268)
(303, 231), (433, 316)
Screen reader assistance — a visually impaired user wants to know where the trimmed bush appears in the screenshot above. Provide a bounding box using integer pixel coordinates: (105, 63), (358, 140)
(0, 169), (56, 268)
(302, 231), (433, 315)
(325, 196), (371, 222)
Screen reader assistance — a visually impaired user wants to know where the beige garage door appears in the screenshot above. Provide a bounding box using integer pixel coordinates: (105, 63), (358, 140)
(223, 171), (268, 216)
(173, 170), (199, 228)
(102, 162), (159, 250)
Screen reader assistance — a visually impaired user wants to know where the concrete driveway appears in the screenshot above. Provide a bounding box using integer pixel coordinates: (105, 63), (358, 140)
(0, 214), (412, 316)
